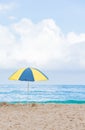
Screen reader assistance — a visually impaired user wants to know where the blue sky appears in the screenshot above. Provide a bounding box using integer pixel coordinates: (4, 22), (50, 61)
(0, 0), (85, 84)
(0, 0), (85, 33)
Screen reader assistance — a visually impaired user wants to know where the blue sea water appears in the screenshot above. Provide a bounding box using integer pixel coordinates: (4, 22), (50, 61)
(0, 84), (85, 104)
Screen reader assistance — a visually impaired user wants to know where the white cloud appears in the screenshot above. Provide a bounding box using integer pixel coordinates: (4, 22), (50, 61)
(8, 16), (16, 20)
(0, 18), (85, 71)
(0, 2), (16, 12)
(67, 32), (85, 44)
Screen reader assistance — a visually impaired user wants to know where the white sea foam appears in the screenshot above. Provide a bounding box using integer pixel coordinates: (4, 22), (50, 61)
(0, 84), (85, 103)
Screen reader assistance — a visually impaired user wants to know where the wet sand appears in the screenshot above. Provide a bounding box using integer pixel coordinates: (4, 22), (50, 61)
(0, 103), (85, 130)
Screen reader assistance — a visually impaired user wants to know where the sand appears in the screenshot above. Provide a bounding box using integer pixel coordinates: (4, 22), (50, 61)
(0, 103), (85, 130)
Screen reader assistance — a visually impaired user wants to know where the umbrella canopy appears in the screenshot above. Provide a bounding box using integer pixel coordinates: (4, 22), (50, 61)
(9, 67), (48, 81)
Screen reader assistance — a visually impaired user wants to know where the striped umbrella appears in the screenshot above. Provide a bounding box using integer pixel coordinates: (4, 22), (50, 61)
(9, 67), (48, 90)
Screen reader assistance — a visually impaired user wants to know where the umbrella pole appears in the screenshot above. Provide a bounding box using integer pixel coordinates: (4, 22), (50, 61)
(28, 82), (29, 92)
(26, 82), (29, 103)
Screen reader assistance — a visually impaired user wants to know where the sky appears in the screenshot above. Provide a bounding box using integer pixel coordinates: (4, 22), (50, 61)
(0, 0), (85, 84)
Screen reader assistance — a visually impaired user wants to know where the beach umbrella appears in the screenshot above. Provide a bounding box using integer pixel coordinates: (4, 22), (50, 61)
(9, 67), (48, 90)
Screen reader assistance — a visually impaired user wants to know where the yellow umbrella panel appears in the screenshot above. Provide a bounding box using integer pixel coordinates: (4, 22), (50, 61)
(9, 67), (48, 81)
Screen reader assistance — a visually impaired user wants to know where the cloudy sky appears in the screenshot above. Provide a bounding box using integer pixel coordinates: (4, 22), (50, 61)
(0, 0), (85, 84)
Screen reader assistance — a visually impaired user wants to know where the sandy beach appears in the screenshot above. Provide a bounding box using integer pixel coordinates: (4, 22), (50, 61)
(0, 103), (85, 130)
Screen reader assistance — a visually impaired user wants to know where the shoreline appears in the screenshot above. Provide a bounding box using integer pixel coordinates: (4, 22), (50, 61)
(0, 103), (85, 129)
(1, 99), (85, 104)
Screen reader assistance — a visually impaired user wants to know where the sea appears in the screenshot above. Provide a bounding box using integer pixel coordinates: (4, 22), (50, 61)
(0, 84), (85, 104)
